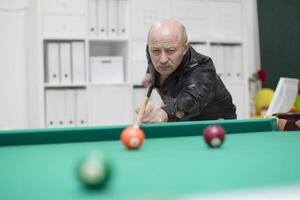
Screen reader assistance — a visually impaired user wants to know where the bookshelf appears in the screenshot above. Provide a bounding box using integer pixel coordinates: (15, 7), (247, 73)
(27, 0), (257, 128)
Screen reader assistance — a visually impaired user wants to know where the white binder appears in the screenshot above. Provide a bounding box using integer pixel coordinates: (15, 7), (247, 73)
(108, 0), (118, 37)
(64, 89), (76, 127)
(71, 41), (85, 83)
(223, 45), (242, 82)
(60, 42), (72, 83)
(97, 0), (108, 38)
(88, 0), (97, 36)
(46, 42), (60, 83)
(56, 89), (66, 127)
(223, 45), (233, 80)
(210, 45), (225, 79)
(117, 0), (128, 37)
(231, 45), (242, 81)
(45, 89), (56, 127)
(76, 89), (88, 126)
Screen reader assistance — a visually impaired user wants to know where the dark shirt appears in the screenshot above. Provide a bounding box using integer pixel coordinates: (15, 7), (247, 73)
(147, 46), (237, 121)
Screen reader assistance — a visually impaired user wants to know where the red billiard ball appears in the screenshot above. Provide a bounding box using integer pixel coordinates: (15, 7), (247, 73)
(120, 127), (145, 150)
(203, 125), (226, 148)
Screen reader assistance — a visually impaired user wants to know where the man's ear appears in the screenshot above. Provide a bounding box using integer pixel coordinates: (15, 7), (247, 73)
(183, 42), (189, 55)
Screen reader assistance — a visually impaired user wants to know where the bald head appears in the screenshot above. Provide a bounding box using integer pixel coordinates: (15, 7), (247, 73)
(147, 19), (188, 45)
(146, 19), (189, 81)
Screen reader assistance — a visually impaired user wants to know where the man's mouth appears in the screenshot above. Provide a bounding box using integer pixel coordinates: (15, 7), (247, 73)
(158, 65), (171, 69)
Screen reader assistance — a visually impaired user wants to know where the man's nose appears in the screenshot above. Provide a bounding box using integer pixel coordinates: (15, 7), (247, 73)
(159, 52), (168, 64)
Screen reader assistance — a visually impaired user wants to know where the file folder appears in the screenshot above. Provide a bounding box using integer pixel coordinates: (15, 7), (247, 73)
(60, 42), (72, 83)
(97, 0), (108, 37)
(88, 0), (97, 36)
(45, 89), (56, 127)
(76, 89), (88, 126)
(71, 41), (86, 83)
(211, 45), (225, 79)
(108, 0), (118, 37)
(46, 42), (60, 83)
(56, 89), (66, 127)
(117, 0), (128, 37)
(64, 89), (76, 127)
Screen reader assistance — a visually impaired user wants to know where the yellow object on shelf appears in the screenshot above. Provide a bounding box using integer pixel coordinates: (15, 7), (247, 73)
(254, 88), (274, 115)
(295, 95), (300, 112)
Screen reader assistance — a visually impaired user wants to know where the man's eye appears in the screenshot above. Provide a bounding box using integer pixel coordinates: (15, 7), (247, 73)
(152, 50), (160, 54)
(167, 49), (175, 54)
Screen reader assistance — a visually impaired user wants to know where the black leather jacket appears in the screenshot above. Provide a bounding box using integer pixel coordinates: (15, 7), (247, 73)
(147, 46), (236, 121)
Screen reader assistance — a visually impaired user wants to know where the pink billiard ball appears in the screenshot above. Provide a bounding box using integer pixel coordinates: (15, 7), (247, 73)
(203, 125), (226, 148)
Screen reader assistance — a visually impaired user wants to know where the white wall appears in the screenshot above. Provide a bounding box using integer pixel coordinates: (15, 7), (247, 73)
(0, 1), (28, 129)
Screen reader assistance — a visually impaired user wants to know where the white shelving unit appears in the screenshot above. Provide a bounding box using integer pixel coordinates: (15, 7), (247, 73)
(27, 0), (257, 128)
(28, 0), (133, 128)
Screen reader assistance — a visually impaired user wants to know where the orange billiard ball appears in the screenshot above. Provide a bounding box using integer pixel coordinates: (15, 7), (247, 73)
(120, 127), (145, 150)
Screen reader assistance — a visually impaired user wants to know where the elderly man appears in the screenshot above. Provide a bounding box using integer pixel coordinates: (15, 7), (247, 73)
(139, 19), (236, 123)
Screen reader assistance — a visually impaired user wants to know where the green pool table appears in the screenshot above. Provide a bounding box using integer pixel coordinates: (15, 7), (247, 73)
(1, 118), (300, 199)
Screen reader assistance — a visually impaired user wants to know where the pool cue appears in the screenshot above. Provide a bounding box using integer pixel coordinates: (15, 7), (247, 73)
(133, 84), (154, 128)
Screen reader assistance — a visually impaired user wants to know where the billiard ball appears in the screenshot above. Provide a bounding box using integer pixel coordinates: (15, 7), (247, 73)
(120, 127), (145, 150)
(203, 125), (226, 148)
(78, 152), (111, 189)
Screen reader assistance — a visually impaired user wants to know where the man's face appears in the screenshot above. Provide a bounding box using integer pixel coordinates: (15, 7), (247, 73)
(148, 33), (188, 79)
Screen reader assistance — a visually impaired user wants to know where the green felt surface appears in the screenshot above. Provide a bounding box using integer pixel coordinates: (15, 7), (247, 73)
(1, 130), (300, 200)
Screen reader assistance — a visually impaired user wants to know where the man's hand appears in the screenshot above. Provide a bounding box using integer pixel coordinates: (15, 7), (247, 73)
(136, 101), (168, 123)
(142, 73), (152, 87)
